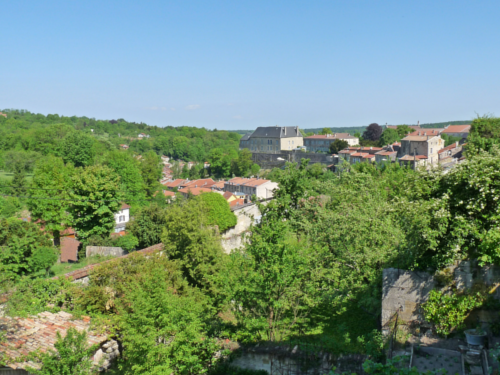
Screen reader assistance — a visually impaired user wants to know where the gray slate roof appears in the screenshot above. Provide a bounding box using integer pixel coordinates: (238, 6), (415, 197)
(240, 133), (252, 141)
(250, 126), (302, 138)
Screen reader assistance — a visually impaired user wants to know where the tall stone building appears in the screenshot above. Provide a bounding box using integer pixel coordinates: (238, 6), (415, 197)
(239, 126), (303, 153)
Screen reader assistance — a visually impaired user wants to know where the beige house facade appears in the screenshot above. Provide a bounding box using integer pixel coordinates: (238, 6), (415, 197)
(224, 177), (278, 200)
(399, 131), (444, 165)
(240, 126), (303, 153)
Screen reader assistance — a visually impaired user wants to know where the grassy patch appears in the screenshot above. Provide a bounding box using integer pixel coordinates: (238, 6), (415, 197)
(49, 255), (115, 278)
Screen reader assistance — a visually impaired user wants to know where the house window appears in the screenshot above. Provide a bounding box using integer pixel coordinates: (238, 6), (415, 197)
(431, 148), (433, 153)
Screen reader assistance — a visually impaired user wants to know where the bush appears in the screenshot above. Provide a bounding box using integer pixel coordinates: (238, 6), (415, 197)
(27, 327), (98, 375)
(422, 289), (484, 337)
(197, 192), (237, 232)
(6, 277), (77, 317)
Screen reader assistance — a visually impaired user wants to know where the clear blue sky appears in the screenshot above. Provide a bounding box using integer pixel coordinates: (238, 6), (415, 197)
(2, 0), (499, 130)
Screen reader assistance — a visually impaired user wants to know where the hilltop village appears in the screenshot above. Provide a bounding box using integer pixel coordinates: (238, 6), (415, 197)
(1, 110), (500, 374)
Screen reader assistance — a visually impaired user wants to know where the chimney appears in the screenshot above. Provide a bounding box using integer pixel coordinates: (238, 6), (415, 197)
(284, 128), (286, 136)
(424, 132), (427, 136)
(418, 131), (421, 136)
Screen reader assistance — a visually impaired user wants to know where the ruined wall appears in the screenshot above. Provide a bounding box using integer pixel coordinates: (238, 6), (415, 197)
(381, 268), (435, 332)
(221, 204), (262, 253)
(382, 262), (500, 333)
(86, 246), (126, 258)
(252, 151), (334, 169)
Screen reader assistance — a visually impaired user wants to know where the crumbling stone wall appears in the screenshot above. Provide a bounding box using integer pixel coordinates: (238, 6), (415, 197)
(382, 262), (500, 333)
(93, 339), (120, 371)
(221, 204), (261, 253)
(382, 268), (435, 333)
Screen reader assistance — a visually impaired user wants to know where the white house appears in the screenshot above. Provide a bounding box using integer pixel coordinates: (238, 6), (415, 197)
(138, 133), (150, 139)
(224, 177), (278, 200)
(114, 203), (130, 233)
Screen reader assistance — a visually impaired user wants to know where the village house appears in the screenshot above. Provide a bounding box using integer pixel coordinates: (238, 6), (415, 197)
(303, 133), (359, 153)
(0, 112), (7, 118)
(438, 141), (463, 163)
(119, 144), (129, 149)
(224, 177), (278, 200)
(441, 124), (471, 139)
(399, 154), (428, 169)
(399, 130), (445, 166)
(114, 203), (130, 233)
(374, 149), (398, 163)
(222, 191), (237, 203)
(137, 133), (150, 138)
(239, 126), (303, 153)
(349, 152), (375, 164)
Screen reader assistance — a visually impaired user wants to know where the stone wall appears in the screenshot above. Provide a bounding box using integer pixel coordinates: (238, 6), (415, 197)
(381, 268), (435, 332)
(382, 262), (500, 333)
(221, 203), (262, 253)
(93, 339), (120, 372)
(86, 246), (126, 258)
(252, 151), (334, 169)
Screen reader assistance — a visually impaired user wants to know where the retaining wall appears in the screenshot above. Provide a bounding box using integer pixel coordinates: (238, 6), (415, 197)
(252, 151), (334, 169)
(86, 246), (126, 258)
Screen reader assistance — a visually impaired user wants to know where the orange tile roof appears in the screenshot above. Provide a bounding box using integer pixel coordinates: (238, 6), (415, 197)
(163, 179), (187, 188)
(183, 178), (215, 188)
(163, 190), (175, 197)
(442, 125), (471, 133)
(0, 311), (108, 371)
(211, 181), (225, 189)
(121, 203), (131, 209)
(223, 191), (234, 200)
(242, 179), (271, 187)
(362, 154), (375, 159)
(230, 198), (245, 208)
(438, 142), (461, 154)
(399, 155), (428, 160)
(407, 129), (442, 137)
(178, 187), (212, 196)
(375, 151), (398, 156)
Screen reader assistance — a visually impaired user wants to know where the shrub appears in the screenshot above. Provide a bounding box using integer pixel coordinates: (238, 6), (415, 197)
(422, 289), (484, 337)
(197, 192), (237, 232)
(6, 277), (77, 317)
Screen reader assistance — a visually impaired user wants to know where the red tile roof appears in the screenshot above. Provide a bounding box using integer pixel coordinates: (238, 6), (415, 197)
(163, 179), (187, 188)
(399, 155), (428, 160)
(442, 125), (471, 133)
(438, 142), (461, 154)
(178, 187), (212, 196)
(121, 203), (131, 210)
(407, 129), (442, 137)
(229, 198), (245, 208)
(183, 178), (215, 188)
(211, 181), (226, 189)
(223, 191), (235, 200)
(163, 190), (175, 197)
(375, 151), (398, 156)
(0, 311), (108, 371)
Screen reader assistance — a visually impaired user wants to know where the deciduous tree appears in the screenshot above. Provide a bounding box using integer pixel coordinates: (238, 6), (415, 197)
(68, 165), (122, 239)
(362, 123), (383, 141)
